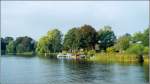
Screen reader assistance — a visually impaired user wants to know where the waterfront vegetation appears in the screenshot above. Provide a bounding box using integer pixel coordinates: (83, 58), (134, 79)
(1, 25), (149, 64)
(92, 53), (149, 64)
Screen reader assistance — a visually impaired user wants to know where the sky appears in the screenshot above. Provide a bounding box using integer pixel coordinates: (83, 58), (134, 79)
(1, 1), (149, 40)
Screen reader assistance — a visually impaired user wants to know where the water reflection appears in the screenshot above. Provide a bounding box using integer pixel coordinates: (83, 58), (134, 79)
(1, 56), (149, 84)
(57, 59), (149, 84)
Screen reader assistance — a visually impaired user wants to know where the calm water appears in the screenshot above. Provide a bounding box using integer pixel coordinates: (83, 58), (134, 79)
(1, 55), (149, 84)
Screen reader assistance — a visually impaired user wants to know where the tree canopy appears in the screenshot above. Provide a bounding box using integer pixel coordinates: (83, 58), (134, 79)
(97, 26), (116, 51)
(63, 28), (80, 51)
(1, 25), (149, 56)
(79, 25), (97, 50)
(63, 25), (97, 52)
(133, 27), (149, 46)
(36, 29), (62, 54)
(15, 36), (35, 53)
(114, 33), (131, 52)
(6, 41), (16, 54)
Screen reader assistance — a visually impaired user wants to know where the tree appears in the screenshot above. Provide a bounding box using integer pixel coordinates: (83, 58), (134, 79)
(97, 26), (116, 51)
(1, 38), (6, 50)
(36, 36), (50, 54)
(4, 37), (14, 45)
(114, 33), (131, 52)
(126, 44), (144, 55)
(133, 27), (149, 46)
(1, 37), (6, 54)
(6, 41), (16, 54)
(15, 36), (35, 53)
(36, 29), (62, 54)
(79, 24), (97, 50)
(126, 44), (144, 63)
(142, 27), (149, 46)
(133, 32), (144, 43)
(63, 28), (80, 51)
(1, 37), (14, 55)
(63, 25), (97, 51)
(106, 47), (115, 53)
(47, 29), (62, 52)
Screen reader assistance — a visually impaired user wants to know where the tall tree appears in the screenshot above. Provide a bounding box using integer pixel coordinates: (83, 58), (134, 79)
(15, 36), (35, 53)
(47, 29), (62, 52)
(63, 28), (80, 51)
(6, 41), (16, 54)
(97, 26), (116, 51)
(1, 37), (6, 54)
(1, 37), (14, 54)
(4, 37), (14, 45)
(36, 29), (62, 54)
(133, 27), (149, 46)
(114, 33), (131, 52)
(79, 24), (97, 50)
(1, 38), (6, 50)
(142, 27), (149, 46)
(36, 36), (50, 54)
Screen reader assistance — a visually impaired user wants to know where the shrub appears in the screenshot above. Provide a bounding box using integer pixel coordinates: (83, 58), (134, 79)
(126, 44), (144, 55)
(87, 50), (96, 56)
(106, 47), (115, 53)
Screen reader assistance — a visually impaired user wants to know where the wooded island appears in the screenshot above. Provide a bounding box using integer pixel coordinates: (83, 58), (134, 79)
(1, 25), (149, 63)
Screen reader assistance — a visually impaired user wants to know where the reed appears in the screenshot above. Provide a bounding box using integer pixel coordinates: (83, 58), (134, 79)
(90, 52), (149, 64)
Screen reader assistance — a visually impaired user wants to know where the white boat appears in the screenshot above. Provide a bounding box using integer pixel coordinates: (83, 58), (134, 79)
(57, 53), (72, 58)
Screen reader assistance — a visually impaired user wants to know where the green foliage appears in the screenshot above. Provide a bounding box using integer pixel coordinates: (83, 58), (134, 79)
(36, 36), (49, 54)
(97, 26), (116, 50)
(87, 50), (96, 56)
(1, 38), (6, 51)
(93, 53), (139, 63)
(114, 33), (131, 52)
(47, 29), (62, 52)
(79, 25), (97, 50)
(133, 27), (149, 46)
(1, 37), (14, 54)
(143, 47), (149, 55)
(36, 29), (62, 55)
(1, 25), (148, 59)
(63, 24), (97, 51)
(4, 37), (14, 45)
(142, 27), (149, 46)
(15, 36), (35, 53)
(6, 41), (15, 54)
(1, 36), (36, 55)
(126, 44), (144, 55)
(106, 47), (115, 53)
(63, 28), (80, 51)
(16, 44), (25, 53)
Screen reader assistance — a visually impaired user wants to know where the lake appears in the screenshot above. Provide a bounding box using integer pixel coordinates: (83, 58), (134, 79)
(1, 55), (149, 84)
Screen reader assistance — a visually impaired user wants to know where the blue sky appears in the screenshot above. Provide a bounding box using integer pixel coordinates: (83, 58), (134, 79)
(1, 1), (149, 40)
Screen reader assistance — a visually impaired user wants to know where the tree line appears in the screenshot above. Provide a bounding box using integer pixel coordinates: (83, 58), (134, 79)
(1, 36), (36, 55)
(1, 24), (149, 56)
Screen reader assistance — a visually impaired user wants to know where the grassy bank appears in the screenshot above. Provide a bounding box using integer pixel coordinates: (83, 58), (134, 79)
(6, 52), (35, 56)
(90, 53), (149, 64)
(16, 52), (35, 56)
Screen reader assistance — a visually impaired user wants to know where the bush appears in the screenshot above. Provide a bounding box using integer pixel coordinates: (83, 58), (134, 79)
(126, 44), (144, 55)
(87, 50), (96, 56)
(106, 47), (115, 53)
